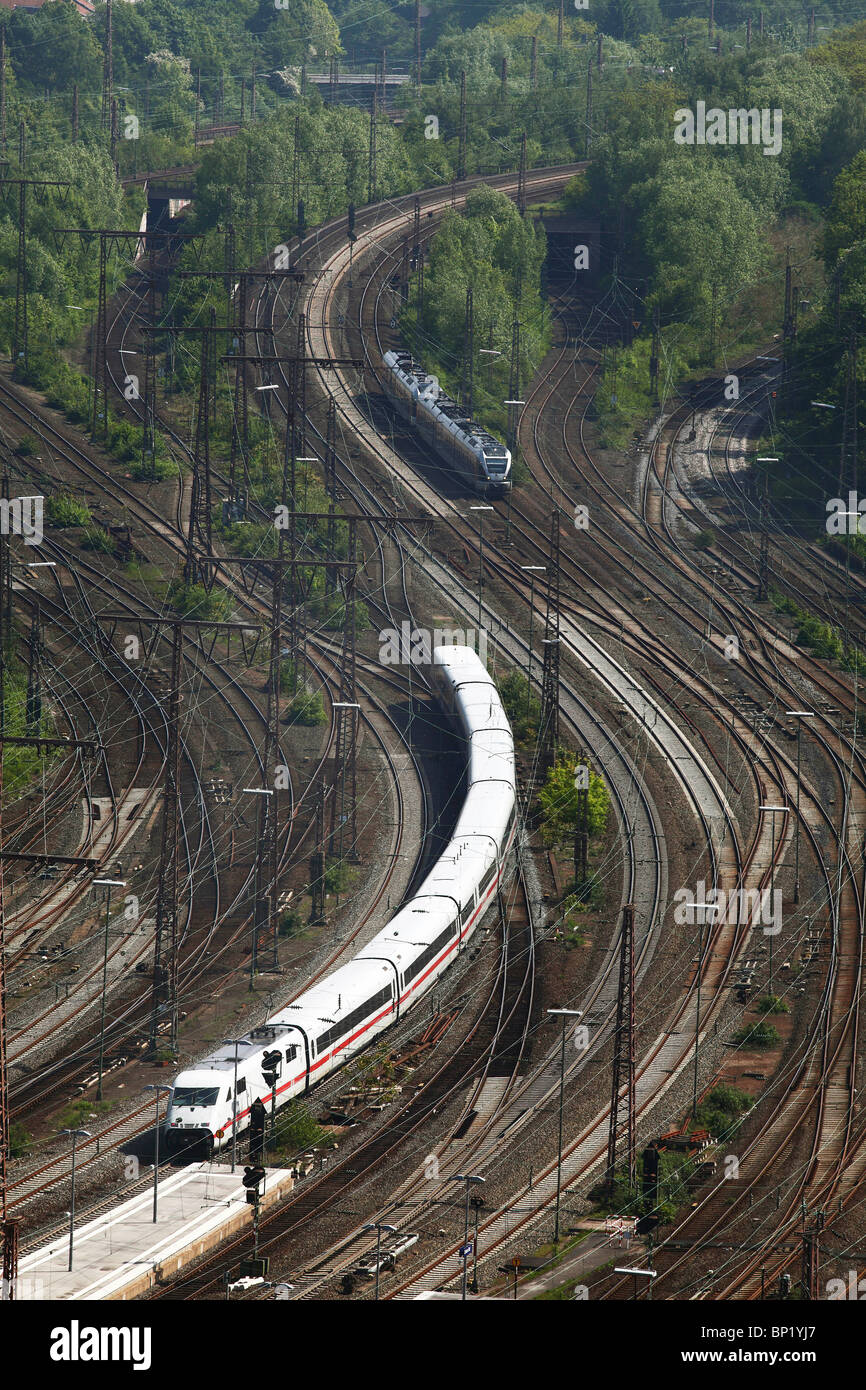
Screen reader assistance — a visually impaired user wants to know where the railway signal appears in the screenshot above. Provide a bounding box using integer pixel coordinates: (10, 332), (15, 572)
(242, 1164), (266, 1203)
(261, 1050), (282, 1139)
(248, 1100), (266, 1161)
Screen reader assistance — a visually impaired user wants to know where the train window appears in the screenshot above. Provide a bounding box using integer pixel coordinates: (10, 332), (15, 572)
(285, 1046), (298, 1062)
(404, 925), (456, 985)
(316, 986), (392, 1051)
(173, 1087), (219, 1108)
(236, 1077), (247, 1095)
(225, 1089), (232, 1102)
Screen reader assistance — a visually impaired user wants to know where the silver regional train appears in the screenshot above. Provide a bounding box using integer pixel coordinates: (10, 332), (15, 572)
(165, 646), (516, 1157)
(382, 348), (512, 497)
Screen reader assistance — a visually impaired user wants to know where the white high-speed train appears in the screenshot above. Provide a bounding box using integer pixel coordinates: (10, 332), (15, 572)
(165, 646), (516, 1158)
(382, 348), (512, 497)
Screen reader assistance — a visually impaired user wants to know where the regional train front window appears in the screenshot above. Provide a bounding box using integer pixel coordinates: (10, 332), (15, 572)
(172, 1087), (219, 1108)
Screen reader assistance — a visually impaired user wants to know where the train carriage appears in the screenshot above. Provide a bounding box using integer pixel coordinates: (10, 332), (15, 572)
(382, 349), (512, 498)
(165, 647), (516, 1158)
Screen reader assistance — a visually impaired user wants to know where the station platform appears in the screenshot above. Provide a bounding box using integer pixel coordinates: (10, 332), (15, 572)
(17, 1163), (293, 1300)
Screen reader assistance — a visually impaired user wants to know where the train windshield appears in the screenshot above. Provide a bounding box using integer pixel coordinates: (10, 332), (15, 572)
(172, 1087), (219, 1108)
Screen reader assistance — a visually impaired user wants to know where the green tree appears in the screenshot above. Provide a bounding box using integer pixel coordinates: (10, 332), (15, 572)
(824, 150), (866, 264)
(537, 752), (608, 850)
(9, 0), (103, 92)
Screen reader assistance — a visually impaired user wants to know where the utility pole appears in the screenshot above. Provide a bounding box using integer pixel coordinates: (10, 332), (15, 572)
(0, 475), (10, 733)
(8, 128), (69, 373)
(310, 780), (327, 925)
(457, 70), (467, 182)
(781, 247), (795, 408)
(507, 319), (521, 460)
(0, 26), (6, 158)
(213, 540), (364, 881)
(0, 745), (17, 1302)
(152, 619), (181, 1056)
(548, 1008), (583, 1244)
(414, 0), (422, 93)
(517, 131), (527, 216)
(185, 313), (215, 587)
(411, 195), (421, 271)
(838, 332), (858, 495)
(605, 904), (636, 1194)
(462, 285), (474, 417)
(110, 96), (118, 171)
(25, 601), (40, 734)
(802, 1210), (823, 1299)
(500, 55), (508, 105)
(540, 513), (561, 770)
(325, 397), (338, 594)
(597, 31), (603, 70)
(574, 765), (589, 889)
(650, 305), (661, 406)
(101, 0), (112, 131)
(786, 711), (815, 905)
(97, 614), (259, 1056)
(757, 469), (770, 601)
(368, 72), (378, 205)
(530, 36), (538, 91)
(330, 521), (359, 866)
(174, 263), (301, 502)
(709, 0), (714, 42)
(585, 58), (593, 159)
(56, 226), (188, 439)
(291, 113), (301, 233)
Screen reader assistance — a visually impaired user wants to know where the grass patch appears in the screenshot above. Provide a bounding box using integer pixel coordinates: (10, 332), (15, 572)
(166, 579), (232, 622)
(46, 493), (91, 528)
(693, 1083), (753, 1139)
(266, 1100), (328, 1161)
(10, 1121), (32, 1158)
(733, 1021), (780, 1049)
(81, 525), (115, 554)
(754, 994), (790, 1015)
(284, 688), (327, 726)
(57, 1098), (116, 1131)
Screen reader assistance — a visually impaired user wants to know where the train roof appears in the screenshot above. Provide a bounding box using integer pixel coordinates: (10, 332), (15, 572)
(384, 349), (509, 459)
(360, 894), (458, 960)
(433, 644), (496, 686)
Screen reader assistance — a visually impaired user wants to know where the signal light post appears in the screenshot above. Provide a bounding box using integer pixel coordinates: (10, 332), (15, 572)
(520, 565), (545, 720)
(60, 1127), (91, 1271)
(143, 1083), (172, 1222)
(469, 505), (494, 630)
(362, 1220), (396, 1302)
(451, 1173), (484, 1301)
(92, 878), (126, 1102)
(547, 1007), (583, 1244)
(222, 1038), (245, 1173)
(786, 710), (815, 904)
(242, 1164), (266, 1258)
(759, 805), (787, 995)
(261, 1051), (282, 1140)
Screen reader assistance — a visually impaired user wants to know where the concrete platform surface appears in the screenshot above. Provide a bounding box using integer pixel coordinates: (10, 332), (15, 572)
(18, 1163), (293, 1300)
